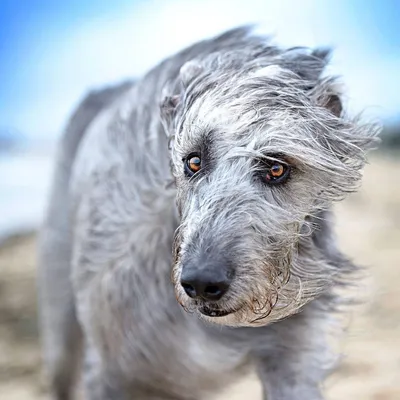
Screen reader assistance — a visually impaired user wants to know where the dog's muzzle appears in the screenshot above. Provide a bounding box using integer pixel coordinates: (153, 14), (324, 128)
(180, 258), (234, 316)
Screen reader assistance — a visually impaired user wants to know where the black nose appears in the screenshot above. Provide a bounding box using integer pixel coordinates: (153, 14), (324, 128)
(180, 267), (230, 301)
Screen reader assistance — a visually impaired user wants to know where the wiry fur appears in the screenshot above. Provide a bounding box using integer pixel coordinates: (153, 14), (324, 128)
(38, 27), (380, 400)
(165, 45), (378, 326)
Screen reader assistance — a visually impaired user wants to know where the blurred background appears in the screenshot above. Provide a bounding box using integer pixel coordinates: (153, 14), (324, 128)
(0, 1), (399, 399)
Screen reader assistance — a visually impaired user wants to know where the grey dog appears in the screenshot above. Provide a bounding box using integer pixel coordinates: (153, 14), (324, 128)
(38, 27), (379, 400)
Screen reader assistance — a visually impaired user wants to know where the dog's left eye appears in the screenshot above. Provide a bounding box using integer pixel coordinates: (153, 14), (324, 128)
(184, 154), (202, 176)
(264, 161), (290, 184)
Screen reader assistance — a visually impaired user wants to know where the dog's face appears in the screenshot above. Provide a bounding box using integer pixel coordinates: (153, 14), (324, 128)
(161, 48), (379, 327)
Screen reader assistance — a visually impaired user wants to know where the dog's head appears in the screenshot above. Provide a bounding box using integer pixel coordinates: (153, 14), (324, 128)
(160, 32), (380, 327)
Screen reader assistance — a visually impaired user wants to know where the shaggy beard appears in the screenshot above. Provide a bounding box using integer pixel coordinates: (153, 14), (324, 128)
(172, 243), (335, 327)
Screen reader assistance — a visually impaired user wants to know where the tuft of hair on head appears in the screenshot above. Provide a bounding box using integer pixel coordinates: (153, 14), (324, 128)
(251, 64), (287, 79)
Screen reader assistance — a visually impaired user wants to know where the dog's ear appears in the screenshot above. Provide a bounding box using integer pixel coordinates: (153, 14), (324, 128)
(311, 78), (380, 175)
(311, 79), (344, 118)
(179, 61), (203, 88)
(161, 94), (180, 115)
(323, 93), (342, 118)
(279, 46), (344, 118)
(306, 49), (343, 117)
(160, 61), (204, 136)
(160, 92), (180, 136)
(281, 47), (331, 83)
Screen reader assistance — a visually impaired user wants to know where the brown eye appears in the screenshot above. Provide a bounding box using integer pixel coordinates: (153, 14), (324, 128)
(185, 154), (202, 176)
(265, 161), (290, 184)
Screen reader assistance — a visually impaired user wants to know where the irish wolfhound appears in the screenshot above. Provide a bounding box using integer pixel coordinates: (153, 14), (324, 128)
(38, 27), (379, 400)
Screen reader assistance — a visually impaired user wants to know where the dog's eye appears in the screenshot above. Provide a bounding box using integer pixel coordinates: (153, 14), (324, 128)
(264, 161), (290, 184)
(184, 154), (202, 176)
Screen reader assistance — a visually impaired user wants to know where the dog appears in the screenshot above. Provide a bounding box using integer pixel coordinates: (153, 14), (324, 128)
(38, 26), (380, 400)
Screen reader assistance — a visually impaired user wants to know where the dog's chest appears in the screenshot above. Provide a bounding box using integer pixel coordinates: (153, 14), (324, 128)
(185, 325), (249, 373)
(118, 278), (248, 393)
(132, 315), (251, 394)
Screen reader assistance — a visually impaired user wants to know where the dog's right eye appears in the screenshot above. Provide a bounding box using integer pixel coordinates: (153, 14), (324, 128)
(184, 154), (202, 176)
(264, 161), (290, 184)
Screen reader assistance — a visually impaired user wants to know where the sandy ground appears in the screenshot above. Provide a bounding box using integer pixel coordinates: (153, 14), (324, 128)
(0, 155), (399, 400)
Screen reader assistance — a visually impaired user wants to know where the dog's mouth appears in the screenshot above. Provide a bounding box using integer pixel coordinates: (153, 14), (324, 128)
(198, 304), (241, 318)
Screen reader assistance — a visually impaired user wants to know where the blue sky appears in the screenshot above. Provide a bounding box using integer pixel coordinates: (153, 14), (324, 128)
(0, 0), (399, 140)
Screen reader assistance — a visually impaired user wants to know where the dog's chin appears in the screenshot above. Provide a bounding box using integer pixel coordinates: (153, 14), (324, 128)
(197, 308), (241, 326)
(198, 304), (239, 318)
(195, 303), (251, 327)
